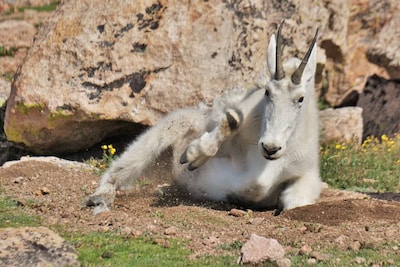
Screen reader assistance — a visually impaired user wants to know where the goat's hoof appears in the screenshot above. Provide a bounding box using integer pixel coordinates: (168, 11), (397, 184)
(179, 151), (188, 164)
(188, 163), (198, 171)
(85, 195), (112, 215)
(85, 194), (103, 207)
(225, 109), (242, 131)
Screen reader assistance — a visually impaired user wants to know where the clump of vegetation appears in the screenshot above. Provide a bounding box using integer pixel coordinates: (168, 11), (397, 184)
(86, 144), (117, 173)
(321, 134), (400, 192)
(0, 46), (17, 57)
(1, 1), (60, 14)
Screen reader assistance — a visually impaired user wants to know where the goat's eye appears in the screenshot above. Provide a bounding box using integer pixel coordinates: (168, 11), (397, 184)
(298, 96), (304, 103)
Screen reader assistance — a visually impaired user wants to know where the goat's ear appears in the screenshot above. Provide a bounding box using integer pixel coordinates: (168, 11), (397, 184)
(303, 43), (317, 82)
(267, 34), (276, 79)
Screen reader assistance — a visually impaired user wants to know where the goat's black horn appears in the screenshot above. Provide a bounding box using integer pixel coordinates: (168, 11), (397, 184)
(291, 28), (319, 85)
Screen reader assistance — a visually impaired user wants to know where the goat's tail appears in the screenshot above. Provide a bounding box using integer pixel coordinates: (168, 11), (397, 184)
(88, 108), (207, 208)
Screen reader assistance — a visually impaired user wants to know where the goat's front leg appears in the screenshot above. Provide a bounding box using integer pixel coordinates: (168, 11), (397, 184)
(280, 169), (322, 210)
(180, 108), (242, 170)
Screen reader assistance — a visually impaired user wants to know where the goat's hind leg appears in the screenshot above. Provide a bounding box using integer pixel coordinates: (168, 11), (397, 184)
(180, 108), (242, 170)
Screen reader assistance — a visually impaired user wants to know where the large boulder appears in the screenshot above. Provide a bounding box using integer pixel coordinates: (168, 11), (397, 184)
(357, 75), (400, 140)
(4, 0), (348, 154)
(0, 227), (80, 267)
(320, 107), (363, 144)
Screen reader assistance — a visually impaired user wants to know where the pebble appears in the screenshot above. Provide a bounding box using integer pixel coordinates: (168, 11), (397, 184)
(310, 251), (332, 261)
(348, 240), (361, 251)
(307, 258), (317, 265)
(164, 226), (177, 236)
(276, 258), (291, 267)
(247, 217), (264, 225)
(299, 244), (312, 255)
(229, 208), (247, 217)
(354, 256), (366, 264)
(13, 177), (24, 183)
(153, 238), (171, 248)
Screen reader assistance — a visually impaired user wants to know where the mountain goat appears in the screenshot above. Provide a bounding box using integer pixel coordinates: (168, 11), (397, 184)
(86, 22), (322, 214)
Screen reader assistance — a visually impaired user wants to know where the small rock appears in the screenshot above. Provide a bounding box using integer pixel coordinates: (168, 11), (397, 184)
(348, 240), (361, 251)
(153, 238), (171, 248)
(13, 177), (24, 184)
(229, 208), (247, 217)
(354, 256), (366, 264)
(276, 258), (292, 267)
(41, 186), (50, 194)
(101, 251), (113, 259)
(120, 226), (132, 236)
(202, 236), (219, 246)
(240, 233), (285, 264)
(384, 229), (396, 237)
(299, 244), (313, 255)
(164, 226), (177, 236)
(307, 258), (317, 265)
(310, 251), (332, 261)
(247, 217), (264, 225)
(335, 234), (349, 250)
(146, 224), (158, 233)
(15, 199), (26, 207)
(299, 226), (308, 233)
(34, 187), (50, 196)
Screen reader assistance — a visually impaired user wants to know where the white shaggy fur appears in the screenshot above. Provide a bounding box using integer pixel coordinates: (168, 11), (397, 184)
(86, 27), (322, 214)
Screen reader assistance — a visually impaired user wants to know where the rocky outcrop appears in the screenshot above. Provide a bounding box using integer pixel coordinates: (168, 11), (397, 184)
(357, 75), (400, 140)
(4, 0), (348, 154)
(367, 14), (400, 79)
(0, 226), (80, 267)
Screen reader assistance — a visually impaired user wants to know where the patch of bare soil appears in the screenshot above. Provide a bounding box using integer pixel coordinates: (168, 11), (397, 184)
(1, 158), (400, 260)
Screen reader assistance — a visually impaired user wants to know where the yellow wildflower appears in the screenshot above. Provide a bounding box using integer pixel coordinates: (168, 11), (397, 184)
(381, 134), (388, 142)
(101, 145), (108, 150)
(335, 144), (341, 150)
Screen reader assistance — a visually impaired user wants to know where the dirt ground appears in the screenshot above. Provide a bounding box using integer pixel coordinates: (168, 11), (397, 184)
(1, 157), (400, 262)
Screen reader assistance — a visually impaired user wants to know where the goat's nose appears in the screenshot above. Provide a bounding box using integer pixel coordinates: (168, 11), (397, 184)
(262, 143), (282, 156)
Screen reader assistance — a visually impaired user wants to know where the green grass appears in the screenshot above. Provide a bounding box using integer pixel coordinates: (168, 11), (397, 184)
(290, 243), (400, 266)
(0, 196), (41, 227)
(321, 134), (400, 192)
(22, 1), (60, 12)
(64, 231), (237, 266)
(1, 1), (59, 15)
